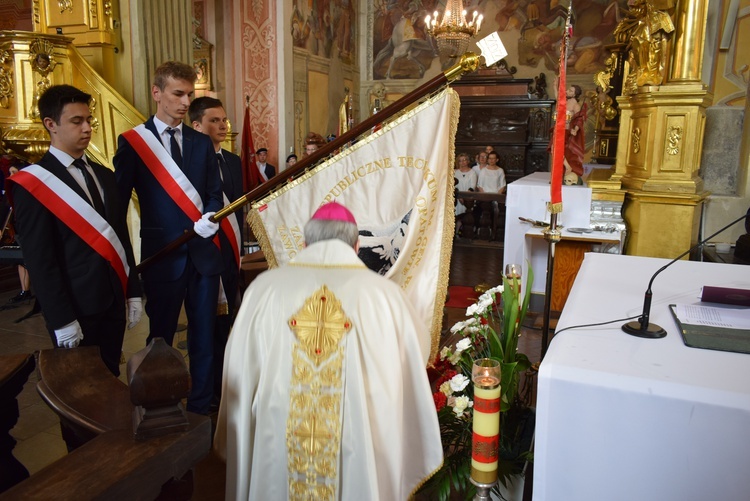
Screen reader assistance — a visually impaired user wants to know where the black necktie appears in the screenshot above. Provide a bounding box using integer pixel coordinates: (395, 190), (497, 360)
(216, 153), (233, 196)
(73, 158), (106, 217)
(166, 127), (183, 167)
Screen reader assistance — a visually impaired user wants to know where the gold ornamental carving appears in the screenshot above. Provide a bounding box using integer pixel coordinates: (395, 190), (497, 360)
(666, 125), (681, 155)
(632, 127), (641, 154)
(0, 50), (13, 109)
(288, 285), (352, 367)
(89, 97), (100, 132)
(33, 0), (41, 28)
(28, 39), (58, 120)
(594, 54), (615, 94)
(58, 0), (73, 13)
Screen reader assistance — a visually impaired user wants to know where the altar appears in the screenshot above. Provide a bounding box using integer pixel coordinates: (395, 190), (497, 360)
(503, 172), (621, 306)
(534, 253), (750, 501)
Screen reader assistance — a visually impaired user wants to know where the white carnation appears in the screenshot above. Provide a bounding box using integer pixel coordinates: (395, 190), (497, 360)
(450, 320), (467, 333)
(439, 346), (451, 360)
(454, 337), (472, 353)
(440, 381), (453, 396)
(452, 395), (473, 416)
(449, 373), (470, 392)
(466, 302), (481, 316)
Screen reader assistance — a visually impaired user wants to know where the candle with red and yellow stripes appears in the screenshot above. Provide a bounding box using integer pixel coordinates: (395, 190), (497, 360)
(471, 358), (501, 485)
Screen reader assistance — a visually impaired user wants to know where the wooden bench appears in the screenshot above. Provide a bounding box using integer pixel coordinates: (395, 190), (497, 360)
(0, 354), (35, 492)
(456, 191), (506, 243)
(36, 347), (132, 446)
(0, 346), (211, 500)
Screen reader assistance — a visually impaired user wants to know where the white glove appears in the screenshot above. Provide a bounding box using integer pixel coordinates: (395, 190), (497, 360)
(54, 320), (83, 349)
(194, 212), (219, 238)
(127, 297), (143, 329)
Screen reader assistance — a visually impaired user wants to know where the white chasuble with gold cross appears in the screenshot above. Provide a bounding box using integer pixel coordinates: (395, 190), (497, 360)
(214, 239), (443, 500)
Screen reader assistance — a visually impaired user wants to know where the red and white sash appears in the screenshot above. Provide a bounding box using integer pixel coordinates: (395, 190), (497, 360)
(122, 124), (220, 249)
(9, 165), (130, 295)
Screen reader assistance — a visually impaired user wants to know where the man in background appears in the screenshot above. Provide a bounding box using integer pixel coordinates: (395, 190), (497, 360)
(255, 147), (275, 182)
(189, 96), (243, 410)
(113, 61), (223, 415)
(9, 85), (142, 376)
(214, 202), (442, 499)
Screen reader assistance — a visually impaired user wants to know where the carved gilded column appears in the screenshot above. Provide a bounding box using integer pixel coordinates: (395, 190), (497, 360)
(613, 0), (713, 258)
(668, 0), (708, 83)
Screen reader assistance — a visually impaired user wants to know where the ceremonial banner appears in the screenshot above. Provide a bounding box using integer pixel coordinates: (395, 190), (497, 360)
(249, 88), (460, 362)
(550, 16), (572, 212)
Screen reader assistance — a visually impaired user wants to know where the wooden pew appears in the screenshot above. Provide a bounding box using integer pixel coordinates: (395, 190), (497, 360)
(0, 346), (211, 500)
(456, 191), (506, 243)
(0, 354), (35, 492)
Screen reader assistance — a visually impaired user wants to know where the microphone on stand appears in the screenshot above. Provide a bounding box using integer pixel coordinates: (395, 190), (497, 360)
(622, 211), (750, 339)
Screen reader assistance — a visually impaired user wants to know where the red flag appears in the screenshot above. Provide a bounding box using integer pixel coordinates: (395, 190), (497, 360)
(550, 17), (572, 212)
(241, 104), (261, 192)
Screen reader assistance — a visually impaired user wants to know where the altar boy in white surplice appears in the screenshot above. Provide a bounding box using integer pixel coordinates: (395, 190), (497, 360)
(214, 202), (442, 500)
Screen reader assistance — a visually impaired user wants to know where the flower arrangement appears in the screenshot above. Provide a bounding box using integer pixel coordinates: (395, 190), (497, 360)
(420, 269), (535, 500)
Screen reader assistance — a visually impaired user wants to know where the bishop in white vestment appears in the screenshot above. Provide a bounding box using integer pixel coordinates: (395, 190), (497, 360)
(214, 202), (443, 500)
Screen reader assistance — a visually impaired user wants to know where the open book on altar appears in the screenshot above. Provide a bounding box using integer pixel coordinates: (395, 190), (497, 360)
(669, 303), (750, 354)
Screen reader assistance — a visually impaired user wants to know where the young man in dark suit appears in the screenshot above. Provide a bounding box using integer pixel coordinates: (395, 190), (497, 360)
(255, 147), (276, 182)
(113, 61), (223, 415)
(9, 84), (142, 377)
(188, 96), (243, 409)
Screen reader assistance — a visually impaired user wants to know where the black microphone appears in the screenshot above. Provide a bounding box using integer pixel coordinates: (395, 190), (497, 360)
(622, 211), (750, 339)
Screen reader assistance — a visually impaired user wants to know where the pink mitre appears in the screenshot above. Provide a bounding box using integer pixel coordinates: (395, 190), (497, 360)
(311, 202), (357, 225)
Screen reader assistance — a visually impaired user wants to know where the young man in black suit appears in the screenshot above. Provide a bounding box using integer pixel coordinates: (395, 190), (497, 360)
(255, 147), (276, 182)
(9, 85), (142, 377)
(113, 61), (223, 415)
(188, 96), (243, 409)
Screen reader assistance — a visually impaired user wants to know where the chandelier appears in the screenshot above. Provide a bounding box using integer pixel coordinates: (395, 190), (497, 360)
(425, 0), (484, 59)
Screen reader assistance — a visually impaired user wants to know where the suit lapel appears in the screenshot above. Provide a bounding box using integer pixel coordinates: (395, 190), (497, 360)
(88, 160), (113, 220)
(145, 117), (160, 142)
(182, 126), (194, 172)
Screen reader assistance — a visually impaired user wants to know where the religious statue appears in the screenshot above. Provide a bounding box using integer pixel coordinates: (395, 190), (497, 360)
(616, 0), (676, 94)
(548, 82), (588, 184)
(338, 87), (352, 136)
(369, 82), (390, 115)
(528, 72), (548, 99)
(562, 84), (587, 182)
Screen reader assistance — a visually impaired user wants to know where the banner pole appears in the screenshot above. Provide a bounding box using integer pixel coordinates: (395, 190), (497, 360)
(136, 53), (481, 273)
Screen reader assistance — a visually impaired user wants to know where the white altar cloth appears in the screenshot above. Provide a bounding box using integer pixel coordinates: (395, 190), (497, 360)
(503, 172), (591, 292)
(534, 253), (750, 501)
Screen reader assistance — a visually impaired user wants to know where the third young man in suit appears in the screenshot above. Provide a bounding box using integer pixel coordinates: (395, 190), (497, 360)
(188, 96), (243, 409)
(113, 61), (223, 415)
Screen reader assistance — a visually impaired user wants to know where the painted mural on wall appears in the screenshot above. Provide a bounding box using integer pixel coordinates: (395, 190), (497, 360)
(371, 0), (627, 81)
(291, 0), (356, 62)
(372, 0), (440, 80)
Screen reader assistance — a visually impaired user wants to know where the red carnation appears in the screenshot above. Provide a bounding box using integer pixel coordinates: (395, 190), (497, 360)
(480, 317), (488, 325)
(433, 391), (447, 411)
(435, 369), (458, 388)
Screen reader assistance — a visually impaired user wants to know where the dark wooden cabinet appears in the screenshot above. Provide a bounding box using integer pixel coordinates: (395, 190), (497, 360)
(452, 75), (554, 184)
